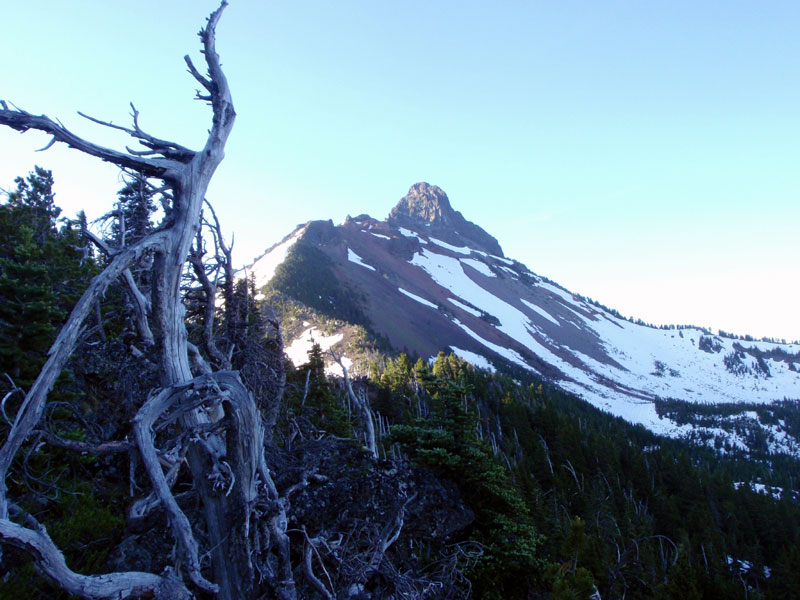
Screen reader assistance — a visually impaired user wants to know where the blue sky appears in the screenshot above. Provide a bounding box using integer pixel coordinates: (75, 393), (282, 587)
(1, 1), (798, 340)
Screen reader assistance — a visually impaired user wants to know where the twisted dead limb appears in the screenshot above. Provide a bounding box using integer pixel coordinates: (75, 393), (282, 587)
(84, 229), (154, 345)
(331, 350), (377, 458)
(0, 516), (189, 599)
(0, 3), (298, 599)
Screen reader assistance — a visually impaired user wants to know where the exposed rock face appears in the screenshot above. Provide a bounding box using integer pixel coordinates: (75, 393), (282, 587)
(388, 182), (504, 257)
(390, 183), (455, 225)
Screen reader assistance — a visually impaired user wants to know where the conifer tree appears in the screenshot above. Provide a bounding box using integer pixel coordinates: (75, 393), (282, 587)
(0, 168), (94, 390)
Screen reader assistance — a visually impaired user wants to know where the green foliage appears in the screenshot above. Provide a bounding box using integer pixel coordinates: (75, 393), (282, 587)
(550, 565), (597, 600)
(0, 169), (131, 599)
(0, 436), (127, 600)
(285, 342), (352, 436)
(387, 363), (545, 598)
(109, 173), (156, 247)
(367, 349), (800, 599)
(0, 167), (96, 390)
(270, 240), (369, 326)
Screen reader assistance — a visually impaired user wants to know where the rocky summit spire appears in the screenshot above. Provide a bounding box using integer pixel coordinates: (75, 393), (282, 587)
(387, 182), (505, 257)
(389, 182), (457, 226)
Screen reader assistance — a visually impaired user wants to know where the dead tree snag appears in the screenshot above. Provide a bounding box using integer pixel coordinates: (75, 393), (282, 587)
(0, 3), (296, 599)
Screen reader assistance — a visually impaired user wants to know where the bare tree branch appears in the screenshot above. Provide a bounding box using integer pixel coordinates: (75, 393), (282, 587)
(84, 229), (154, 345)
(0, 517), (190, 599)
(0, 107), (179, 178)
(134, 382), (219, 594)
(0, 231), (168, 518)
(40, 430), (134, 455)
(0, 4), (274, 599)
(77, 103), (195, 163)
(331, 350), (377, 458)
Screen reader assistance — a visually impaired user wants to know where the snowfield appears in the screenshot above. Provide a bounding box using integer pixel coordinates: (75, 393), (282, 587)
(460, 258), (496, 278)
(449, 297), (482, 317)
(245, 225), (306, 288)
(407, 243), (800, 439)
(397, 227), (427, 243)
(450, 346), (496, 372)
(521, 298), (560, 326)
(428, 236), (471, 255)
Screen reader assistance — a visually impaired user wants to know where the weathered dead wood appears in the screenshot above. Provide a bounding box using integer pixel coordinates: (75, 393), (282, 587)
(302, 528), (335, 600)
(0, 3), (293, 599)
(262, 316), (286, 439)
(0, 513), (190, 599)
(78, 103), (195, 163)
(85, 229), (154, 344)
(40, 430), (134, 455)
(367, 492), (417, 572)
(331, 351), (377, 458)
(188, 221), (228, 368)
(0, 105), (178, 179)
(134, 381), (219, 594)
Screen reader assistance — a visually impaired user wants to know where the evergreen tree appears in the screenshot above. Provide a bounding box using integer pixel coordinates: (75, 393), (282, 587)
(389, 365), (544, 598)
(295, 342), (350, 435)
(0, 167), (95, 390)
(109, 172), (156, 248)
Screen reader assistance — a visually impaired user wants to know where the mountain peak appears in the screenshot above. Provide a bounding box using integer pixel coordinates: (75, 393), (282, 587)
(387, 183), (504, 257)
(390, 182), (456, 225)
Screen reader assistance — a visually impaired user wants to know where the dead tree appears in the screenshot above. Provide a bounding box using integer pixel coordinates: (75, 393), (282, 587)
(331, 350), (378, 458)
(0, 3), (295, 599)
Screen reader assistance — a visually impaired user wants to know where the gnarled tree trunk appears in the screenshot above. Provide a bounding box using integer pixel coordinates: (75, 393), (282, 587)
(0, 3), (295, 599)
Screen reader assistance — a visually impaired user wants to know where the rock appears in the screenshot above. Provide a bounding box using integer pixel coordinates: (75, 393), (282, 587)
(388, 182), (504, 257)
(390, 182), (457, 226)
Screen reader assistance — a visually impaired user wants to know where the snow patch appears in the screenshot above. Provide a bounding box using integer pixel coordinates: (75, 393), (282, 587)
(347, 248), (376, 271)
(326, 355), (353, 377)
(472, 250), (514, 265)
(452, 319), (535, 372)
(520, 298), (560, 326)
(734, 481), (784, 500)
(285, 327), (343, 367)
(460, 258), (496, 277)
(499, 266), (519, 278)
(428, 237), (471, 255)
(246, 226), (306, 288)
(369, 232), (390, 240)
(398, 287), (438, 309)
(397, 227), (427, 243)
(448, 298), (482, 317)
(450, 346), (496, 372)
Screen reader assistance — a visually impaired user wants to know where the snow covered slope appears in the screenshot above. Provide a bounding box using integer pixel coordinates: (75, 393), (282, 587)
(244, 183), (800, 450)
(243, 225), (307, 290)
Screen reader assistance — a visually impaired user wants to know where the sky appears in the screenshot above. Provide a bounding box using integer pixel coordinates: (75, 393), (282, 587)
(1, 1), (798, 341)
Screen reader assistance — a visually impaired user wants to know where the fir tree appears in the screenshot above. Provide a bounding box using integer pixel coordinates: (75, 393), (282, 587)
(0, 168), (95, 390)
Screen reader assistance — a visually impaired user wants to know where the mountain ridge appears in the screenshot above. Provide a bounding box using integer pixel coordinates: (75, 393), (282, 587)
(243, 184), (800, 455)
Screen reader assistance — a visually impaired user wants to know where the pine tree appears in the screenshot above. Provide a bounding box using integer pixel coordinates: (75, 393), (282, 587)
(388, 358), (544, 598)
(109, 173), (156, 247)
(0, 168), (95, 390)
(296, 342), (350, 435)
